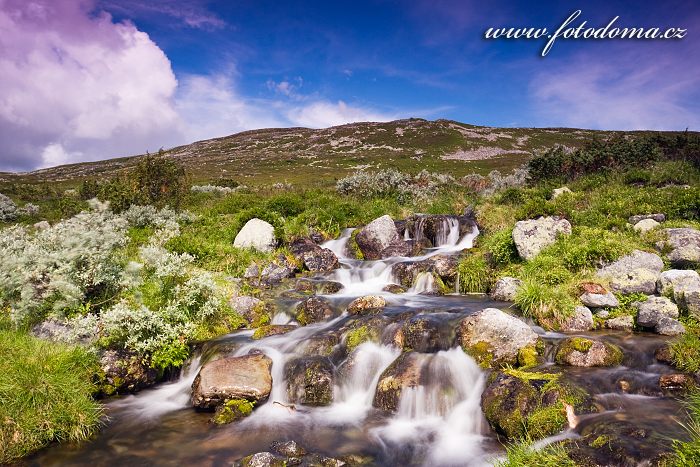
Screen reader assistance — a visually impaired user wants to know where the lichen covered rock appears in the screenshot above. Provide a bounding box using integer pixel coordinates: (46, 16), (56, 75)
(512, 216), (572, 260)
(373, 352), (425, 412)
(285, 356), (334, 406)
(555, 337), (623, 367)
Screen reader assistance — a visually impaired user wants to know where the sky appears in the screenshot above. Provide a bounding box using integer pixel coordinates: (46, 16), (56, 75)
(0, 0), (698, 172)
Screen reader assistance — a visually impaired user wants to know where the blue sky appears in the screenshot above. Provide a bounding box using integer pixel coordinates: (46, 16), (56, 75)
(0, 0), (698, 170)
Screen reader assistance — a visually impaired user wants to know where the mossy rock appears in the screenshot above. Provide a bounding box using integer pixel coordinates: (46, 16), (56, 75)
(344, 325), (380, 352)
(212, 398), (255, 425)
(481, 369), (591, 440)
(284, 356), (334, 406)
(252, 324), (297, 340)
(555, 337), (623, 367)
(347, 229), (364, 260)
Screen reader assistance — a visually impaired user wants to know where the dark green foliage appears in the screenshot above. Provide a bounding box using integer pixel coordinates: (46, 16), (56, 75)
(134, 151), (187, 208)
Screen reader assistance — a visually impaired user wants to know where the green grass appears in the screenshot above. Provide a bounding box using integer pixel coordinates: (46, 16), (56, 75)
(0, 329), (103, 463)
(666, 390), (700, 466)
(670, 321), (700, 374)
(496, 438), (576, 467)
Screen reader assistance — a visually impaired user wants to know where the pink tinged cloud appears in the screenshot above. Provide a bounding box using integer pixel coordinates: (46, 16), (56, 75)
(0, 0), (183, 170)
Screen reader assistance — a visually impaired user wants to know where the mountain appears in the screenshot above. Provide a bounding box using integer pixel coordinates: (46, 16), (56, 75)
(0, 119), (666, 186)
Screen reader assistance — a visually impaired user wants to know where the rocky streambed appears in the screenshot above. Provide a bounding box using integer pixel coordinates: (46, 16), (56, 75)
(30, 214), (696, 466)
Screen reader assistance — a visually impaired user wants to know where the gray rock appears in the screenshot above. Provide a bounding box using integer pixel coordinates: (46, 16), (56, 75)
(229, 296), (269, 326)
(289, 238), (339, 272)
(285, 356), (334, 406)
(270, 440), (307, 457)
(629, 214), (665, 224)
(655, 316), (686, 336)
(373, 352), (425, 412)
(555, 338), (624, 367)
(595, 309), (610, 319)
(191, 353), (272, 409)
(99, 349), (157, 395)
(658, 269), (700, 318)
(598, 250), (664, 276)
(633, 218), (661, 233)
(552, 186), (572, 199)
(580, 291), (619, 308)
(296, 296), (334, 325)
(347, 295), (387, 315)
(457, 308), (540, 367)
(234, 218), (277, 252)
(512, 216), (572, 260)
(33, 220), (50, 230)
(355, 215), (401, 260)
(607, 268), (660, 294)
(636, 296), (679, 328)
(248, 254), (298, 288)
(560, 306), (594, 332)
(491, 277), (522, 302)
(237, 452), (285, 467)
(605, 315), (635, 332)
(662, 228), (700, 267)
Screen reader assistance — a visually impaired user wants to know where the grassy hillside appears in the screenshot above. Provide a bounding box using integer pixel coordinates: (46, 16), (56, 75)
(1, 119), (675, 187)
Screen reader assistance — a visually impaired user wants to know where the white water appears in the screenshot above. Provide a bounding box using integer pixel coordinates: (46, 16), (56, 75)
(371, 348), (489, 466)
(408, 271), (437, 294)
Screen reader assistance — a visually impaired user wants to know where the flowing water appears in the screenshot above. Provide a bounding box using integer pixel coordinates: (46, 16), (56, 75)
(29, 216), (688, 466)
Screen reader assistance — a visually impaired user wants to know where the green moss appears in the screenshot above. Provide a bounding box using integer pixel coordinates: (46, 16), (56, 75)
(464, 340), (495, 368)
(348, 229), (364, 260)
(345, 325), (378, 352)
(526, 403), (567, 440)
(212, 398), (255, 425)
(517, 345), (541, 368)
(590, 434), (611, 449)
(570, 337), (594, 353)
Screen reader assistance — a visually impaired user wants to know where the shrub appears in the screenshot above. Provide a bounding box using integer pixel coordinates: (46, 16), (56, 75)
(190, 185), (237, 195)
(515, 280), (575, 328)
(457, 253), (492, 293)
(0, 330), (102, 463)
(135, 151), (187, 208)
(335, 168), (454, 203)
(484, 228), (519, 266)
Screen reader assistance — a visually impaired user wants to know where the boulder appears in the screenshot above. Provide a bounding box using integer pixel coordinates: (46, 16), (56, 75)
(555, 337), (623, 367)
(481, 370), (590, 440)
(234, 218), (277, 252)
(230, 296), (270, 327)
(597, 251), (663, 294)
(347, 295), (387, 315)
(655, 316), (685, 336)
(490, 277), (522, 302)
(355, 215), (401, 260)
(457, 308), (540, 367)
(398, 315), (446, 353)
(552, 186), (572, 199)
(512, 216), (572, 260)
(657, 269), (700, 318)
(429, 254), (459, 281)
(662, 227), (700, 267)
(285, 356), (334, 406)
(560, 306), (594, 332)
(604, 315), (635, 332)
(289, 238), (339, 272)
(636, 296), (679, 328)
(629, 214), (665, 224)
(373, 352), (425, 412)
(246, 254), (298, 288)
(191, 353), (272, 409)
(633, 218), (660, 233)
(98, 349), (157, 396)
(295, 296), (334, 325)
(580, 290), (619, 308)
(294, 279), (343, 295)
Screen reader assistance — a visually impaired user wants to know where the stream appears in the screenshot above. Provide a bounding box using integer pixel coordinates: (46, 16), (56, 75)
(28, 219), (689, 466)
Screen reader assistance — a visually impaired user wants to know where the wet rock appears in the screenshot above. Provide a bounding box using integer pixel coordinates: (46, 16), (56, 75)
(290, 237), (339, 272)
(654, 345), (673, 364)
(429, 254), (459, 281)
(380, 240), (413, 258)
(636, 296), (679, 328)
(373, 352), (424, 412)
(555, 337), (623, 367)
(347, 295), (386, 315)
(285, 356), (334, 406)
(234, 218), (277, 252)
(629, 213), (665, 224)
(655, 316), (685, 336)
(662, 227), (700, 267)
(552, 186), (572, 199)
(490, 277), (522, 302)
(247, 254), (298, 288)
(512, 216), (572, 260)
(657, 269), (700, 318)
(634, 218), (660, 233)
(391, 261), (430, 288)
(296, 296), (334, 325)
(560, 306), (594, 332)
(252, 325), (297, 340)
(270, 440), (307, 457)
(382, 283), (407, 294)
(299, 333), (340, 357)
(98, 349), (157, 396)
(354, 215), (401, 260)
(457, 308), (540, 368)
(236, 452), (286, 467)
(294, 279), (343, 295)
(481, 370), (589, 440)
(191, 353), (272, 409)
(230, 296), (271, 327)
(604, 315), (635, 332)
(399, 315), (445, 353)
(659, 373), (696, 392)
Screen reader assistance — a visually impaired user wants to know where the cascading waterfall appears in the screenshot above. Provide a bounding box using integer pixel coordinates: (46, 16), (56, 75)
(408, 271), (436, 294)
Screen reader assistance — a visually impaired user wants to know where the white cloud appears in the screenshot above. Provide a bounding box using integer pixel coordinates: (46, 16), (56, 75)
(286, 100), (395, 127)
(0, 0), (184, 171)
